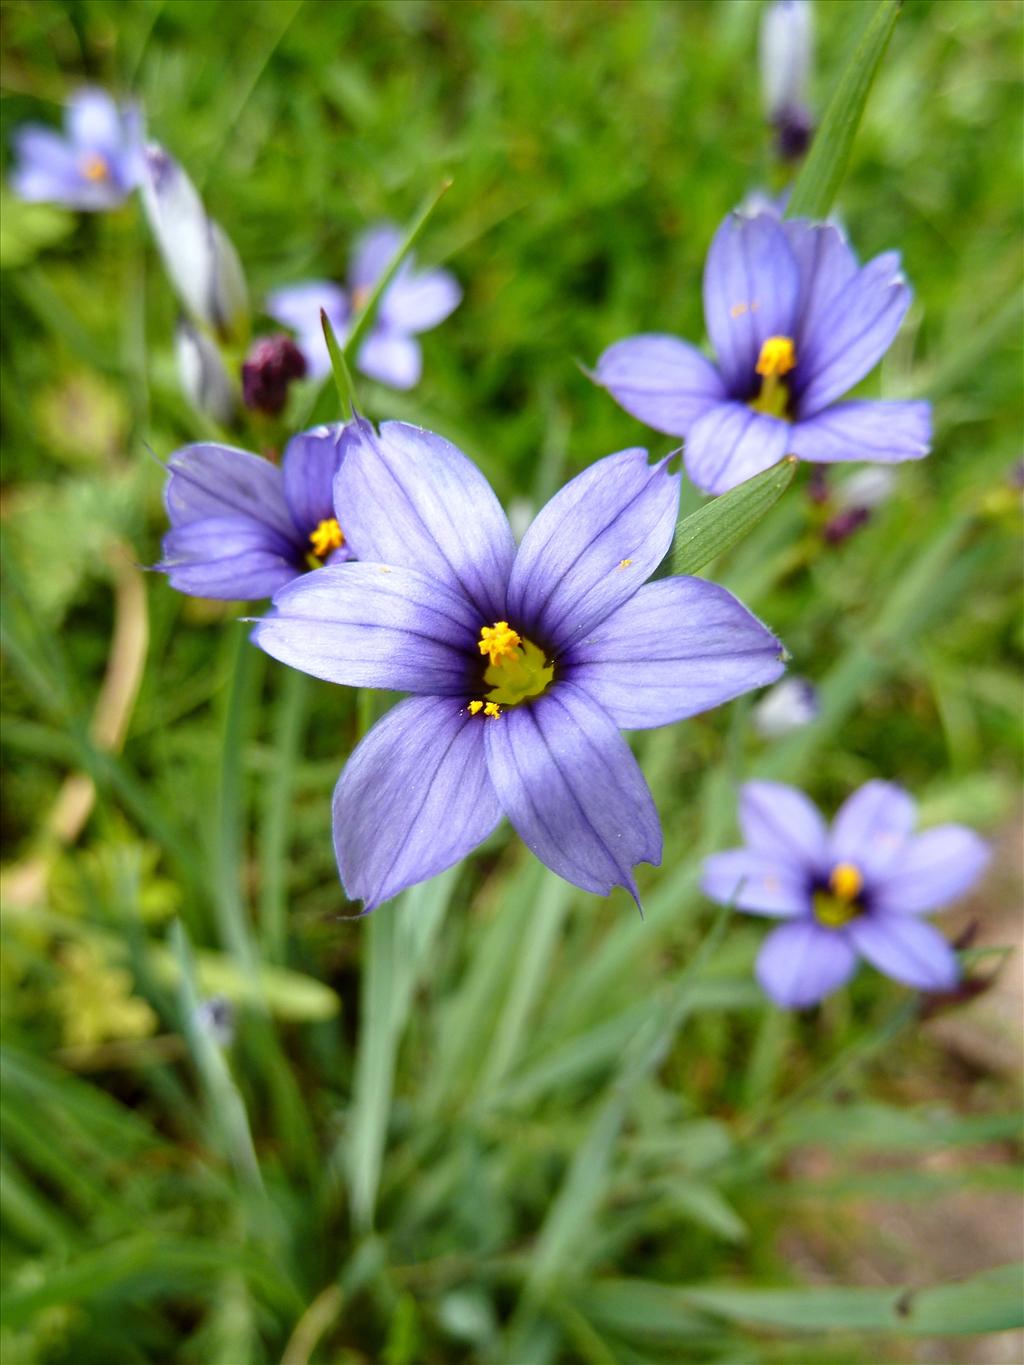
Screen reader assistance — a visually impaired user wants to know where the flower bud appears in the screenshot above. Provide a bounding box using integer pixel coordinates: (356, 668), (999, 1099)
(241, 333), (307, 416)
(193, 995), (234, 1047)
(141, 144), (249, 343)
(753, 676), (820, 739)
(760, 0), (814, 162)
(175, 319), (237, 425)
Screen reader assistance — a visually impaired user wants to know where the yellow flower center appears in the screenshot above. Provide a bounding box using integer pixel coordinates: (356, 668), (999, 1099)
(469, 623), (555, 717)
(812, 861), (865, 929)
(80, 152), (110, 183)
(750, 335), (796, 419)
(308, 518), (345, 561)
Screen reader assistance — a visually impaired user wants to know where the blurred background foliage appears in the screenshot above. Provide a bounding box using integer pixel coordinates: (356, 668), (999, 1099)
(1, 0), (1022, 1361)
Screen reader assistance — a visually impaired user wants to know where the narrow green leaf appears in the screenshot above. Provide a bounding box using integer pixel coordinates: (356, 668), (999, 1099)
(321, 307), (358, 418)
(787, 0), (902, 220)
(341, 178), (453, 368)
(671, 458), (796, 576)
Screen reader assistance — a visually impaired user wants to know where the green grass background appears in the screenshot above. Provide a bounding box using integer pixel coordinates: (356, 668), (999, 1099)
(1, 1), (1022, 1361)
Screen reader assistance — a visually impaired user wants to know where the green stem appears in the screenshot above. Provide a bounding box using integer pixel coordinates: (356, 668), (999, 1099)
(259, 667), (309, 963)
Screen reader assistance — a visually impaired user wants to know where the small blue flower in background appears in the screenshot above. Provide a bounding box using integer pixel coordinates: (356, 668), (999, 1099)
(760, 0), (814, 161)
(596, 210), (931, 495)
(10, 88), (143, 210)
(141, 145), (249, 344)
(254, 419), (785, 910)
(267, 223), (461, 391)
(702, 780), (989, 1008)
(157, 424), (351, 601)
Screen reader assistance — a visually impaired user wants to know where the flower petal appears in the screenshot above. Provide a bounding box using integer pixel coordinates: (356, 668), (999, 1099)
(703, 212), (801, 396)
(357, 328), (422, 389)
(871, 827), (990, 915)
(702, 849), (807, 916)
(281, 424), (346, 533)
(756, 920), (858, 1007)
(847, 914), (959, 992)
(333, 695), (502, 912)
(349, 223), (403, 292)
(266, 280), (349, 337)
(381, 268), (461, 333)
(783, 219), (858, 354)
(789, 400), (931, 465)
(253, 562), (479, 693)
(794, 252), (911, 416)
(333, 419), (516, 620)
(66, 88), (123, 154)
(483, 683), (661, 902)
(507, 448), (680, 648)
(568, 577), (784, 729)
(158, 516), (298, 600)
(164, 443), (297, 540)
(684, 401), (790, 495)
(594, 334), (727, 435)
(739, 780), (828, 870)
(828, 780), (916, 881)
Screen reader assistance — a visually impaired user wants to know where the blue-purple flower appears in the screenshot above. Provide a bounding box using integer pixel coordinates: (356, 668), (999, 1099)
(596, 211), (931, 495)
(157, 425), (351, 601)
(254, 420), (785, 910)
(267, 223), (461, 391)
(702, 780), (989, 1008)
(10, 88), (143, 211)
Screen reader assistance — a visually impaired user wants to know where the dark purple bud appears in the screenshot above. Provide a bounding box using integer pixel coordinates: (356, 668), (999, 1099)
(773, 105), (814, 162)
(242, 334), (307, 416)
(823, 506), (871, 546)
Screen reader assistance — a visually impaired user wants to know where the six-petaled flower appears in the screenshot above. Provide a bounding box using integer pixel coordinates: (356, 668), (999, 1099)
(10, 88), (143, 211)
(702, 780), (989, 1008)
(267, 223), (461, 391)
(596, 210), (932, 494)
(157, 424), (352, 601)
(254, 419), (785, 910)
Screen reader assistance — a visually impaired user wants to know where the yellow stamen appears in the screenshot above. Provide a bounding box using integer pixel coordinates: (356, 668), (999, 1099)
(618, 558), (633, 569)
(483, 702), (501, 718)
(478, 621), (522, 668)
(80, 152), (110, 183)
(309, 518), (344, 559)
(829, 861), (863, 903)
(755, 335), (796, 378)
(352, 284), (372, 312)
(467, 700), (484, 716)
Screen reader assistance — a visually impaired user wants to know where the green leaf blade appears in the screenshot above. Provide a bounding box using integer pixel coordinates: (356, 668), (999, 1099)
(671, 458), (796, 577)
(787, 0), (902, 221)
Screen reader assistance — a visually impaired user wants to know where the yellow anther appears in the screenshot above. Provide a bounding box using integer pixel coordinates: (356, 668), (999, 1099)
(755, 335), (796, 378)
(467, 700), (484, 716)
(478, 621), (522, 667)
(309, 518), (344, 559)
(829, 862), (863, 903)
(80, 152), (110, 182)
(352, 284), (372, 312)
(618, 558), (633, 569)
(484, 702), (502, 718)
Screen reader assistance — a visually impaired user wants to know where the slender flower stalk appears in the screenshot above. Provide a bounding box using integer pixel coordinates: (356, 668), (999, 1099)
(702, 780), (989, 1007)
(9, 88), (144, 210)
(267, 223), (461, 391)
(141, 144), (249, 344)
(596, 210), (931, 494)
(254, 419), (786, 910)
(156, 424), (351, 600)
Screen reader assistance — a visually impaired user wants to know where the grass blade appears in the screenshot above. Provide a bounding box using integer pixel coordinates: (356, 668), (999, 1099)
(787, 0), (902, 220)
(671, 458), (796, 576)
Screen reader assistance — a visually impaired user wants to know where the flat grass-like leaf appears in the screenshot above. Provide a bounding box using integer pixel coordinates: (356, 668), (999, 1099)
(671, 459), (796, 577)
